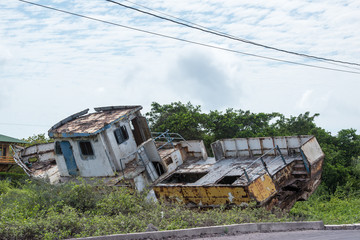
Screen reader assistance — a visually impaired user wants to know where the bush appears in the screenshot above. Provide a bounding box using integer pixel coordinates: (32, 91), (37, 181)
(0, 179), (296, 239)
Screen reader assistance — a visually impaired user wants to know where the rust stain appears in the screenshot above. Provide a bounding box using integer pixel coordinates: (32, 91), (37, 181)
(248, 174), (277, 203)
(153, 185), (250, 206)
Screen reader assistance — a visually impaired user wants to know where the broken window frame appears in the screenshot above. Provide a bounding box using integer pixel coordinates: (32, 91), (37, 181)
(114, 126), (129, 145)
(78, 141), (95, 159)
(55, 141), (62, 155)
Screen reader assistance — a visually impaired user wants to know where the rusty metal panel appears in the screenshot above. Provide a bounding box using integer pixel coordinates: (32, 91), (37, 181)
(260, 137), (276, 152)
(248, 174), (277, 203)
(137, 116), (152, 141)
(301, 137), (324, 165)
(217, 136), (313, 159)
(310, 156), (324, 178)
(223, 139), (239, 158)
(21, 143), (55, 162)
(177, 140), (208, 160)
(248, 138), (262, 155)
(153, 185), (250, 205)
(154, 185), (185, 203)
(273, 137), (288, 155)
(211, 140), (224, 161)
(272, 162), (295, 186)
(234, 138), (251, 157)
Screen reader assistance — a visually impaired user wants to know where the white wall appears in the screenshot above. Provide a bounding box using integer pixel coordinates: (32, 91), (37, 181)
(54, 136), (115, 177)
(164, 149), (183, 173)
(54, 151), (69, 177)
(104, 122), (138, 170)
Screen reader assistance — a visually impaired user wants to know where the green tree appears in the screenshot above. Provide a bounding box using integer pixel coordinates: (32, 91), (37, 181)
(22, 133), (53, 147)
(274, 112), (319, 135)
(205, 109), (280, 140)
(146, 102), (207, 140)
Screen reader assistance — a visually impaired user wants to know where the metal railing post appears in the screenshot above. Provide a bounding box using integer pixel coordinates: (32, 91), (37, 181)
(260, 157), (270, 175)
(300, 148), (310, 174)
(243, 169), (251, 183)
(276, 145), (287, 165)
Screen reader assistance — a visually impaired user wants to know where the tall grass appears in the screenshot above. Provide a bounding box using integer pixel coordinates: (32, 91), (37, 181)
(0, 179), (293, 240)
(290, 189), (360, 224)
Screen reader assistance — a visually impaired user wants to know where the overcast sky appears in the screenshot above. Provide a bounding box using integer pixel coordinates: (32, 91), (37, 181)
(1, 0), (359, 139)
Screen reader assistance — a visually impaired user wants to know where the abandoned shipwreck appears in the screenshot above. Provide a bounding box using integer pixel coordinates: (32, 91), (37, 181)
(12, 105), (324, 210)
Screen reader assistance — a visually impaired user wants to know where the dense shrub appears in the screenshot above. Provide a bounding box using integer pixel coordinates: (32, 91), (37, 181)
(0, 179), (295, 240)
(291, 188), (360, 224)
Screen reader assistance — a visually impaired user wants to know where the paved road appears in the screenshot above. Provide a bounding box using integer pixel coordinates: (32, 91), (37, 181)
(193, 230), (360, 240)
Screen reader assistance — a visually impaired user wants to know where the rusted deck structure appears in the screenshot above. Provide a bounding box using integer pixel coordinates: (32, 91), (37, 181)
(153, 136), (324, 210)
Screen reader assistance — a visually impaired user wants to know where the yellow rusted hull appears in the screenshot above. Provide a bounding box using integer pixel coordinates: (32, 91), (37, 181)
(153, 185), (250, 205)
(153, 173), (279, 206)
(153, 136), (325, 209)
(248, 173), (277, 203)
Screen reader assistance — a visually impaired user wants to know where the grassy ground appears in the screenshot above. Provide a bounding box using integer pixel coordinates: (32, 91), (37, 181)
(0, 178), (294, 240)
(290, 191), (360, 224)
(0, 178), (359, 240)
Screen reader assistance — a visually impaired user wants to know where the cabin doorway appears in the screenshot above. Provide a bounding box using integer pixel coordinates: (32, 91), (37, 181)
(131, 116), (151, 146)
(60, 141), (78, 176)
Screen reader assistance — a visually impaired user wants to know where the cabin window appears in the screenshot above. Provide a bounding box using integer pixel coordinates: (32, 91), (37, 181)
(79, 141), (94, 156)
(152, 162), (165, 176)
(0, 146), (6, 156)
(55, 142), (62, 155)
(114, 126), (129, 144)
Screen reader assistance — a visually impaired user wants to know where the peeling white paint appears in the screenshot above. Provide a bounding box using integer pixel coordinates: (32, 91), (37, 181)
(228, 192), (234, 203)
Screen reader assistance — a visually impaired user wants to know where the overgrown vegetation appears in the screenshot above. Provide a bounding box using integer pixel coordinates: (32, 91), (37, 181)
(1, 101), (359, 239)
(0, 179), (294, 240)
(291, 188), (360, 224)
(22, 133), (54, 147)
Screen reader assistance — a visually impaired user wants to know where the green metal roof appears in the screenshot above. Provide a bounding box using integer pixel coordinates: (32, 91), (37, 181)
(0, 134), (28, 144)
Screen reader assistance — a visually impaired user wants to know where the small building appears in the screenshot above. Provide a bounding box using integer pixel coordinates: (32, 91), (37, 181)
(0, 134), (28, 172)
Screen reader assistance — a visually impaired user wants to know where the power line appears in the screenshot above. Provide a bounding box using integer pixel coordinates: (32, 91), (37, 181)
(117, 0), (360, 72)
(18, 0), (360, 75)
(107, 0), (360, 68)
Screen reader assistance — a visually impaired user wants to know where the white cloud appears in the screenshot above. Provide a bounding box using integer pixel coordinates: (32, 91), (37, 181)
(0, 0), (359, 138)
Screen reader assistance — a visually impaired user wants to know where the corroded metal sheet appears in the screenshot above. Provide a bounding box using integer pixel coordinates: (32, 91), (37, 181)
(248, 173), (277, 203)
(301, 137), (324, 165)
(212, 136), (312, 160)
(21, 142), (55, 162)
(153, 185), (250, 205)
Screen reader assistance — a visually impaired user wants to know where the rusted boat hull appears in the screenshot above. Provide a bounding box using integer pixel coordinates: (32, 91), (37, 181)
(153, 136), (324, 210)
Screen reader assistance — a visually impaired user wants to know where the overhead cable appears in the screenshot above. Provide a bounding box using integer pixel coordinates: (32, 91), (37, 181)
(18, 0), (360, 75)
(107, 0), (360, 68)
